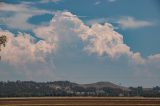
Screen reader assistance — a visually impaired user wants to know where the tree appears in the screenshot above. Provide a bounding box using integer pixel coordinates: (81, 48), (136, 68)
(0, 35), (7, 60)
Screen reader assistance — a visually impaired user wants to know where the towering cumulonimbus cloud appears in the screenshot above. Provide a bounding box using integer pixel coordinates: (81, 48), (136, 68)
(34, 11), (145, 64)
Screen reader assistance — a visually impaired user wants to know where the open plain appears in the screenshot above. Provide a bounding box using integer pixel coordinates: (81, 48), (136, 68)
(0, 97), (160, 106)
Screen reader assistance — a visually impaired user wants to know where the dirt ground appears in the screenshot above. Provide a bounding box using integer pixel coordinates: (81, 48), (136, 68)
(0, 97), (160, 106)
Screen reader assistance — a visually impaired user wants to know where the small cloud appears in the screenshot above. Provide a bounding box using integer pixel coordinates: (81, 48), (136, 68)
(108, 0), (116, 2)
(118, 17), (154, 29)
(94, 1), (101, 5)
(148, 54), (160, 62)
(51, 0), (62, 3)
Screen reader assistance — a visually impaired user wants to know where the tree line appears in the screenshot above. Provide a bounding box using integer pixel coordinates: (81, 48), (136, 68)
(0, 81), (160, 97)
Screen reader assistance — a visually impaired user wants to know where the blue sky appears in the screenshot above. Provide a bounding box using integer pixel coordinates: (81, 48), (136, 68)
(0, 0), (160, 87)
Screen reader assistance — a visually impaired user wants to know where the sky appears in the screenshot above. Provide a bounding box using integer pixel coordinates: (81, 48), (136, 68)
(0, 0), (160, 87)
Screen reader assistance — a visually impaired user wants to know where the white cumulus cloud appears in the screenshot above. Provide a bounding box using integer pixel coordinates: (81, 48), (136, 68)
(0, 29), (56, 65)
(1, 11), (159, 66)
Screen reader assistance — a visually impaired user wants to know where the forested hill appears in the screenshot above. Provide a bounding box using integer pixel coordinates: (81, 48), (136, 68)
(0, 81), (160, 97)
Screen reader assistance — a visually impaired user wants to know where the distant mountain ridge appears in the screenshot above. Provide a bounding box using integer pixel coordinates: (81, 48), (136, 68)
(47, 81), (129, 91)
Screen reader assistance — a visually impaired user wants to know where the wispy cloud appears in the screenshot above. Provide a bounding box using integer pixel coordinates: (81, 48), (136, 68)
(86, 16), (154, 30)
(40, 0), (62, 3)
(118, 16), (154, 29)
(94, 0), (116, 5)
(0, 2), (52, 30)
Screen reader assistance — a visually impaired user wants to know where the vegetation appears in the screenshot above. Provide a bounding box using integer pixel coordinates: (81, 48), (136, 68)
(0, 35), (7, 60)
(0, 81), (160, 97)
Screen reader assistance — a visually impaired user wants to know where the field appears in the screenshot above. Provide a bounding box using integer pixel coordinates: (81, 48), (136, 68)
(0, 97), (160, 106)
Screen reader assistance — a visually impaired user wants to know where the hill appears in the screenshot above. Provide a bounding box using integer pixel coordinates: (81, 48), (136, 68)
(81, 81), (128, 91)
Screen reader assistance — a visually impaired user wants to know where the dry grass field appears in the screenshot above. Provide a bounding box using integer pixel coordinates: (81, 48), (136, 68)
(0, 97), (160, 106)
